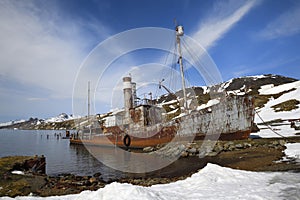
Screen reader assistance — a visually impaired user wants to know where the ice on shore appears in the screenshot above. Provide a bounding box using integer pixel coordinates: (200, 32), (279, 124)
(284, 143), (300, 162)
(2, 163), (300, 200)
(250, 122), (299, 138)
(10, 171), (24, 175)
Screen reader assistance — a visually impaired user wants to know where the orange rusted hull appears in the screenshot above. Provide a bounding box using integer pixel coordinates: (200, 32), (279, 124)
(70, 135), (174, 149)
(70, 129), (251, 149)
(194, 130), (251, 141)
(70, 96), (254, 149)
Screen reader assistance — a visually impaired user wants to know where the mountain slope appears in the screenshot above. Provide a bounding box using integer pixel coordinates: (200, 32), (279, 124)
(1, 74), (299, 135)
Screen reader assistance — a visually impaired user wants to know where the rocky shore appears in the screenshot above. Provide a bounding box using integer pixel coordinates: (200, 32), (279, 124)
(1, 137), (300, 197)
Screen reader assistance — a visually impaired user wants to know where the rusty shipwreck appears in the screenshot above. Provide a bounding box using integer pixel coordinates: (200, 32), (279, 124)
(70, 25), (255, 149)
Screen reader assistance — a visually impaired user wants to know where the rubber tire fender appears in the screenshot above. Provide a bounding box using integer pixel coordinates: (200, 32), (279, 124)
(123, 134), (131, 147)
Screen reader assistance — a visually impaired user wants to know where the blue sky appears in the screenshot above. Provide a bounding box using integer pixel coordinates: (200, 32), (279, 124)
(0, 0), (300, 122)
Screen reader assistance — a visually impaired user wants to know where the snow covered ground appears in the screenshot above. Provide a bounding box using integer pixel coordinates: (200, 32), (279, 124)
(0, 119), (25, 128)
(2, 142), (300, 200)
(2, 76), (300, 200)
(284, 143), (300, 162)
(3, 124), (300, 200)
(251, 80), (300, 138)
(1, 164), (299, 200)
(250, 122), (300, 138)
(255, 80), (300, 123)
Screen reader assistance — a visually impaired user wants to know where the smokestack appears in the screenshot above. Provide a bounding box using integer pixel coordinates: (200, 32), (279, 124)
(131, 82), (137, 106)
(123, 76), (132, 122)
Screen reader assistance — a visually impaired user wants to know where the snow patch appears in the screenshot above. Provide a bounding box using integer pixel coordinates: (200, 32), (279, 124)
(259, 80), (300, 95)
(284, 143), (300, 162)
(255, 82), (300, 123)
(11, 170), (24, 175)
(45, 113), (73, 123)
(197, 99), (220, 110)
(4, 164), (300, 200)
(221, 79), (233, 89)
(202, 86), (209, 94)
(0, 119), (26, 127)
(250, 74), (267, 80)
(167, 108), (179, 114)
(251, 121), (300, 138)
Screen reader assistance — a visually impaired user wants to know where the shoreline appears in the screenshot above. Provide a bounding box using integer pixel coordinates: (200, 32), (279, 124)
(1, 137), (300, 197)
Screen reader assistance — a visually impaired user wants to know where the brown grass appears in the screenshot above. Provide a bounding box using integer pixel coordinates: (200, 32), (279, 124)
(271, 99), (300, 112)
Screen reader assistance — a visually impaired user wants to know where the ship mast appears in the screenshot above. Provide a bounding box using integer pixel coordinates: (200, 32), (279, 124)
(88, 81), (91, 119)
(176, 25), (188, 111)
(88, 81), (92, 138)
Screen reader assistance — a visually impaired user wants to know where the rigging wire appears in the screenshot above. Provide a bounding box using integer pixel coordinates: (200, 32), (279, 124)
(181, 39), (209, 83)
(154, 33), (177, 99)
(227, 90), (286, 139)
(170, 37), (179, 93)
(181, 38), (219, 86)
(254, 109), (287, 139)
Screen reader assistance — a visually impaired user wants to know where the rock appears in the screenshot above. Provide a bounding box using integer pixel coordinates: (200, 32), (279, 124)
(181, 151), (189, 158)
(224, 142), (234, 150)
(228, 145), (235, 151)
(93, 172), (101, 178)
(188, 152), (194, 157)
(143, 147), (154, 152)
(206, 151), (219, 157)
(243, 143), (252, 148)
(89, 177), (98, 184)
(159, 178), (169, 184)
(188, 147), (197, 154)
(198, 151), (207, 158)
(212, 145), (223, 154)
(235, 143), (243, 149)
(81, 176), (90, 181)
(279, 140), (286, 146)
(272, 140), (279, 146)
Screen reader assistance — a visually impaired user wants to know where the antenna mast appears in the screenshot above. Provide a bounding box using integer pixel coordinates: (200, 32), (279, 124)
(88, 81), (90, 119)
(176, 25), (188, 111)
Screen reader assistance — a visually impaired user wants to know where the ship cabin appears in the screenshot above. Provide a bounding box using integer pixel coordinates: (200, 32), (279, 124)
(102, 76), (165, 128)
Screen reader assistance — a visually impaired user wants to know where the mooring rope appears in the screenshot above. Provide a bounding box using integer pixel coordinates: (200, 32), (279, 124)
(254, 109), (287, 139)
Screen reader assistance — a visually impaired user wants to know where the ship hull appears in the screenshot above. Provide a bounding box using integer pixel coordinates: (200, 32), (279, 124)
(70, 95), (255, 149)
(70, 130), (251, 149)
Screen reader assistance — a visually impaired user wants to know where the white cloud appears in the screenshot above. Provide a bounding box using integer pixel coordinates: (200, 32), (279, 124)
(27, 97), (47, 101)
(192, 0), (259, 49)
(0, 0), (262, 120)
(232, 67), (252, 78)
(258, 4), (300, 40)
(232, 56), (300, 78)
(0, 0), (109, 100)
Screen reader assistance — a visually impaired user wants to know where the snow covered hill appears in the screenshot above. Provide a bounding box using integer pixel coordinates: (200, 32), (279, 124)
(0, 113), (77, 130)
(158, 74), (300, 138)
(1, 74), (299, 135)
(44, 113), (75, 123)
(219, 74), (300, 138)
(256, 80), (300, 122)
(251, 80), (300, 138)
(0, 119), (26, 128)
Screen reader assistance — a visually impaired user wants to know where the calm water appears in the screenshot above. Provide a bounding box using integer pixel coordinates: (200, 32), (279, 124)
(0, 129), (122, 179)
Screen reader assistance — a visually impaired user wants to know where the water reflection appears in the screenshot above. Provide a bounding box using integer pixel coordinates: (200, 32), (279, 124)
(0, 129), (123, 180)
